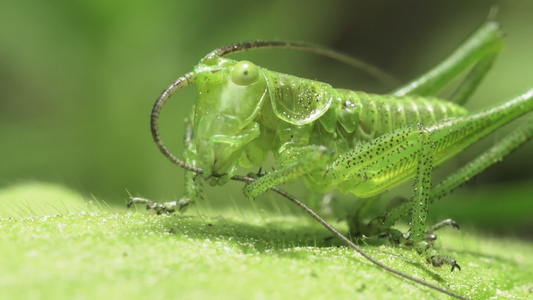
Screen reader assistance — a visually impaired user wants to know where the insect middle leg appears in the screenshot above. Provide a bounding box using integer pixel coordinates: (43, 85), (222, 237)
(243, 145), (333, 199)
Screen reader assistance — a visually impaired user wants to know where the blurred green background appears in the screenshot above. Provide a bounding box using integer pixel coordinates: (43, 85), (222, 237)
(1, 1), (532, 236)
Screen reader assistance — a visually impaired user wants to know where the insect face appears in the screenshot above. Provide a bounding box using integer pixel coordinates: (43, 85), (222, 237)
(193, 58), (268, 179)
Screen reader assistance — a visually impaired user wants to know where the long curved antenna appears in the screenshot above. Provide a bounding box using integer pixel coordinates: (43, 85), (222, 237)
(204, 41), (400, 87)
(150, 71), (203, 174)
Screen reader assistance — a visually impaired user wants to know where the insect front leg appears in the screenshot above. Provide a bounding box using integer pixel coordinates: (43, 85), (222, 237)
(129, 118), (202, 214)
(178, 118), (203, 209)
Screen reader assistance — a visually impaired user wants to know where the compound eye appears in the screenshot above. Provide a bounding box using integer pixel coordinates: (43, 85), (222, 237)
(231, 61), (259, 86)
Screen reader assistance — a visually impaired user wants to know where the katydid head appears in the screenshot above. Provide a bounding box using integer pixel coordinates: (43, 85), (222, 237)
(192, 57), (268, 179)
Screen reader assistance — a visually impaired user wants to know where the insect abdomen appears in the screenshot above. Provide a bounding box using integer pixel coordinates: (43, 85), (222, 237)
(338, 90), (469, 143)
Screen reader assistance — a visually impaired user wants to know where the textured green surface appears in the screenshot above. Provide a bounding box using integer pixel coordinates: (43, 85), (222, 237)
(1, 183), (531, 300)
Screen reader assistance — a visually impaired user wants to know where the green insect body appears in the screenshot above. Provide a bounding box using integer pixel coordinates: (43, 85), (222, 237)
(193, 58), (468, 191)
(131, 21), (533, 300)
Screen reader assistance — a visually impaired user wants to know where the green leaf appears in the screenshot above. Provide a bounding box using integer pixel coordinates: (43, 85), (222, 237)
(0, 184), (531, 299)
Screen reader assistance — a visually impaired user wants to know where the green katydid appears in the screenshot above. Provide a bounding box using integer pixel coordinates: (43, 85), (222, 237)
(129, 21), (533, 300)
